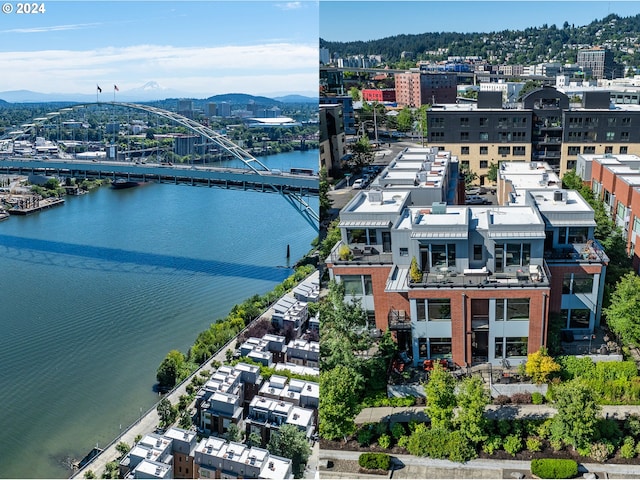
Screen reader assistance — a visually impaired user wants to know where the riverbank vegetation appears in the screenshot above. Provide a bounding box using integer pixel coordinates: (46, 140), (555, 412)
(155, 264), (315, 391)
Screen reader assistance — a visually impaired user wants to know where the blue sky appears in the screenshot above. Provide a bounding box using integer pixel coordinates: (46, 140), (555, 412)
(0, 1), (318, 96)
(320, 1), (640, 41)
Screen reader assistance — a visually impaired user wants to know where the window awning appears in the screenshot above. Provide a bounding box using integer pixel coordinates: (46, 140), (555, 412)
(411, 231), (468, 239)
(489, 231), (546, 239)
(339, 220), (392, 228)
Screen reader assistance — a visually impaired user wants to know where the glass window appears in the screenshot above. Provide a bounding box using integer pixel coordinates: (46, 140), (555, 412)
(461, 146), (470, 154)
(572, 274), (594, 294)
(569, 309), (590, 329)
(562, 273), (572, 294)
(364, 276), (373, 295)
(480, 160), (488, 169)
(506, 299), (530, 321)
(473, 244), (483, 260)
(340, 275), (363, 295)
(367, 229), (377, 245)
(416, 300), (426, 322)
(418, 338), (428, 358)
(568, 146), (581, 155)
(480, 146), (488, 154)
(505, 243), (530, 267)
(620, 146), (628, 154)
(634, 217), (640, 234)
(447, 243), (456, 267)
(498, 146), (510, 155)
(431, 244), (446, 268)
(428, 299), (451, 321)
(399, 247), (409, 256)
(479, 132), (489, 141)
(567, 227), (588, 244)
(429, 337), (452, 358)
(494, 338), (504, 358)
(347, 229), (365, 244)
(505, 337), (528, 357)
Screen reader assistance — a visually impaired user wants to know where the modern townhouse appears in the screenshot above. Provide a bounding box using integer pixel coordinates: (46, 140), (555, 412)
(327, 148), (608, 368)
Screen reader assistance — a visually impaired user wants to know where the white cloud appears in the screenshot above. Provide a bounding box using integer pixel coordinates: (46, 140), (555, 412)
(0, 43), (318, 94)
(276, 2), (302, 10)
(0, 23), (103, 34)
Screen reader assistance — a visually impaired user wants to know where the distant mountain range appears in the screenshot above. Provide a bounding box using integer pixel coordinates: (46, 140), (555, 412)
(0, 81), (317, 104)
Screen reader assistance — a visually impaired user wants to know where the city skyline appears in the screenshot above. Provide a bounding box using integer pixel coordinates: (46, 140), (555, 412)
(320, 1), (640, 42)
(0, 1), (318, 98)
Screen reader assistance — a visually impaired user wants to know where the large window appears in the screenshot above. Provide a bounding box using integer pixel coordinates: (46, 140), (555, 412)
(561, 308), (591, 329)
(418, 338), (428, 358)
(495, 337), (528, 358)
(428, 299), (451, 321)
(504, 243), (531, 267)
(429, 338), (452, 358)
(496, 298), (530, 321)
(429, 244), (456, 269)
(562, 273), (594, 294)
(340, 275), (372, 296)
(559, 227), (588, 244)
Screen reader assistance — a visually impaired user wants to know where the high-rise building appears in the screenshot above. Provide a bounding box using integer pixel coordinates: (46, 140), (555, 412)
(577, 48), (618, 80)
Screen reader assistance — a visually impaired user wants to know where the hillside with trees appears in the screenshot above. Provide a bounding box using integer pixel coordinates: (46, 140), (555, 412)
(321, 13), (640, 66)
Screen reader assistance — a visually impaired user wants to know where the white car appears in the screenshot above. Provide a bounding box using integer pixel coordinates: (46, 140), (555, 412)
(352, 178), (365, 189)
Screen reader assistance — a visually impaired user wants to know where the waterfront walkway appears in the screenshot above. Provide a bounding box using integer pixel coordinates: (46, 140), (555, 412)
(72, 270), (319, 479)
(319, 449), (640, 479)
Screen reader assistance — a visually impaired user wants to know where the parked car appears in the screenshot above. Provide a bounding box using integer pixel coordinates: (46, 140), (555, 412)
(352, 178), (365, 189)
(465, 195), (489, 205)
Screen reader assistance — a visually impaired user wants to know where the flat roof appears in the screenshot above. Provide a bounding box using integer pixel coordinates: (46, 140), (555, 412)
(343, 190), (409, 215)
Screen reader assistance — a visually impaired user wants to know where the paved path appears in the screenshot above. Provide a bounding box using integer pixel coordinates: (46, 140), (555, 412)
(319, 449), (640, 479)
(355, 404), (640, 425)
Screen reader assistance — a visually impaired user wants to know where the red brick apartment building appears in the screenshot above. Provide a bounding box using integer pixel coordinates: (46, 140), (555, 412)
(577, 153), (640, 270)
(362, 88), (396, 103)
(327, 151), (608, 368)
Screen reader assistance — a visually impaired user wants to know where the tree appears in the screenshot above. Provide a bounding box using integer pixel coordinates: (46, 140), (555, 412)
(247, 431), (262, 447)
(349, 87), (361, 102)
(454, 375), (489, 444)
(83, 471), (96, 479)
(348, 135), (374, 167)
(225, 422), (242, 442)
(409, 256), (422, 283)
(551, 380), (601, 450)
(319, 365), (362, 441)
(115, 441), (130, 459)
(157, 397), (177, 428)
(460, 164), (478, 189)
(268, 424), (312, 478)
(487, 162), (499, 183)
(156, 349), (186, 390)
(604, 272), (640, 347)
(396, 107), (413, 132)
(424, 362), (456, 430)
(525, 347), (561, 384)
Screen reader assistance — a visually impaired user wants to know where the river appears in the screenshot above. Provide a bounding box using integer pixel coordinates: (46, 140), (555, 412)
(0, 150), (318, 478)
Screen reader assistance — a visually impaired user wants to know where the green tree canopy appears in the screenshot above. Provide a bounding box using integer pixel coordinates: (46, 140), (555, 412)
(551, 380), (601, 450)
(424, 363), (456, 430)
(604, 272), (640, 347)
(319, 364), (362, 441)
(268, 424), (312, 478)
(396, 107), (414, 132)
(454, 375), (489, 444)
(156, 349), (186, 389)
(348, 135), (374, 167)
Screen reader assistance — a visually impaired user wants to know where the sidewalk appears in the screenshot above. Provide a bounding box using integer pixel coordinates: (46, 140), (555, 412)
(319, 449), (640, 479)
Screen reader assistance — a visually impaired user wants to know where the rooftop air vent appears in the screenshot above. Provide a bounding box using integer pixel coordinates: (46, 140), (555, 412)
(431, 202), (447, 214)
(367, 189), (383, 204)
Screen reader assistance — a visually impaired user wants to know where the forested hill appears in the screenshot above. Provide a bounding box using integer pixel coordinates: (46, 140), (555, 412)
(321, 13), (640, 66)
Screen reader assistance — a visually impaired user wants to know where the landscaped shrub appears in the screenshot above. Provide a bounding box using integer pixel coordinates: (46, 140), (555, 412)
(357, 426), (373, 446)
(377, 433), (391, 449)
(511, 392), (532, 404)
(557, 356), (595, 381)
(619, 437), (636, 459)
(503, 434), (523, 456)
(526, 436), (542, 453)
(374, 422), (388, 437)
(482, 435), (503, 455)
(550, 439), (563, 452)
(494, 394), (511, 405)
(624, 414), (640, 437)
(391, 422), (405, 440)
(530, 459), (578, 479)
(595, 361), (638, 382)
(358, 453), (391, 471)
(447, 430), (477, 463)
(532, 392), (544, 405)
(497, 419), (512, 436)
(397, 435), (409, 449)
(596, 418), (623, 446)
(590, 442), (610, 462)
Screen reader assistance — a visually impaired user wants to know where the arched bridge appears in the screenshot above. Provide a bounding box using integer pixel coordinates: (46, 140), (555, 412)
(1, 102), (319, 231)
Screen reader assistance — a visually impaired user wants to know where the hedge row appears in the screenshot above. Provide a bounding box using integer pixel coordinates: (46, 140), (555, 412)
(530, 459), (578, 479)
(358, 453), (391, 471)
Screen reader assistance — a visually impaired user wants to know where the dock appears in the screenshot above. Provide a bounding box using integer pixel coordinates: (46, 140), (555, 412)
(8, 197), (65, 215)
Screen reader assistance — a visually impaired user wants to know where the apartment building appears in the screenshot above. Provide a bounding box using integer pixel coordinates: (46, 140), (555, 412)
(326, 150), (608, 367)
(362, 89), (396, 103)
(245, 396), (315, 446)
(577, 152), (640, 269)
(285, 339), (319, 367)
(194, 438), (293, 479)
(426, 87), (640, 180)
(120, 433), (173, 479)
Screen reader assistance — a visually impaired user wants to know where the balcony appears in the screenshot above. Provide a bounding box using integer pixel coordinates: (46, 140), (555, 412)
(544, 240), (609, 264)
(408, 263), (550, 289)
(388, 309), (411, 331)
(329, 241), (393, 265)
